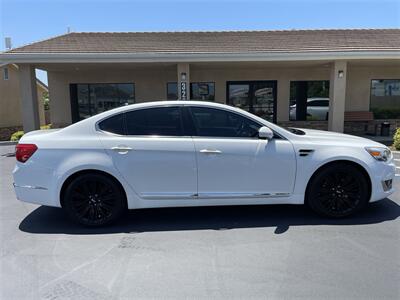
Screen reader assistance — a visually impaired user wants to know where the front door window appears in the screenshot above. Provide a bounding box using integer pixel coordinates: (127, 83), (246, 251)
(227, 81), (277, 122)
(189, 106), (261, 138)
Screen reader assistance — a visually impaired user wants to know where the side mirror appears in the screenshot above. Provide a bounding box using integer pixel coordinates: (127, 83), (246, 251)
(258, 126), (274, 140)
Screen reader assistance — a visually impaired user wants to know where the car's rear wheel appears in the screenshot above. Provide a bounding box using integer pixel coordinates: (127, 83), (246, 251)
(306, 163), (370, 217)
(63, 173), (126, 226)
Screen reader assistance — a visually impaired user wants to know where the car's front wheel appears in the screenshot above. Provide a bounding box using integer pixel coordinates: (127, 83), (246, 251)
(62, 173), (126, 226)
(306, 162), (370, 217)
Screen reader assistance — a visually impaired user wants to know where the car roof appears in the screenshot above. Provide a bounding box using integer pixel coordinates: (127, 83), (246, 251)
(94, 100), (242, 117)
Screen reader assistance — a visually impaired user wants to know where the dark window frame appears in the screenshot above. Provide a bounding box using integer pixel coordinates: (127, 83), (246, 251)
(289, 80), (330, 121)
(3, 67), (9, 80)
(166, 82), (178, 100)
(70, 82), (135, 123)
(226, 80), (277, 123)
(190, 82), (216, 101)
(370, 79), (400, 119)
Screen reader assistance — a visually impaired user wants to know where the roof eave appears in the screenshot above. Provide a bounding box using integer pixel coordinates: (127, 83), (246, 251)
(0, 51), (399, 64)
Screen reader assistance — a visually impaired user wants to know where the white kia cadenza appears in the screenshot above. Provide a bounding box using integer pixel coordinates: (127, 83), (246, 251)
(13, 101), (395, 226)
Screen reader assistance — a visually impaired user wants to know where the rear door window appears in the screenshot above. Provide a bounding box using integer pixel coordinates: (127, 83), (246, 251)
(98, 113), (125, 135)
(125, 107), (184, 136)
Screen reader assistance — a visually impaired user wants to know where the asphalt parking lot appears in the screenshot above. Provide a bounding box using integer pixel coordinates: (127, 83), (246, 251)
(0, 144), (399, 299)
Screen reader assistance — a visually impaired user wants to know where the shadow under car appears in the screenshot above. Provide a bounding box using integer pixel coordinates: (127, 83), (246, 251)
(19, 198), (400, 235)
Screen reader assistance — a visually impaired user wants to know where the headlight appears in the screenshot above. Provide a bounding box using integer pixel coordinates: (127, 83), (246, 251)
(365, 147), (392, 162)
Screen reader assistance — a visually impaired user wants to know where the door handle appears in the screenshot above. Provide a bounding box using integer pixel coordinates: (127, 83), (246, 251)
(199, 149), (222, 154)
(111, 146), (133, 153)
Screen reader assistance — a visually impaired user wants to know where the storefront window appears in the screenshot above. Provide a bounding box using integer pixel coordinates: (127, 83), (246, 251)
(71, 83), (135, 122)
(289, 81), (330, 121)
(227, 81), (276, 122)
(167, 82), (178, 100)
(370, 80), (400, 119)
(190, 82), (215, 101)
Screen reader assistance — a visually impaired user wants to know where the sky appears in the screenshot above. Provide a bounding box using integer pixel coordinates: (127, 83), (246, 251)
(1, 0), (399, 84)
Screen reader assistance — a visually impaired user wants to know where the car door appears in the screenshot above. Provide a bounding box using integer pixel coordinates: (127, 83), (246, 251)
(187, 106), (296, 199)
(98, 106), (197, 199)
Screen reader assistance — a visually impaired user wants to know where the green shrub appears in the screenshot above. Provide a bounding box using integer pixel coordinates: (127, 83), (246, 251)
(10, 124), (52, 142)
(393, 128), (400, 150)
(10, 131), (24, 142)
(371, 108), (400, 119)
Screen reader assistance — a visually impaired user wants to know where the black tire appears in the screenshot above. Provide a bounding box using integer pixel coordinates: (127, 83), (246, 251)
(63, 173), (126, 226)
(306, 163), (370, 218)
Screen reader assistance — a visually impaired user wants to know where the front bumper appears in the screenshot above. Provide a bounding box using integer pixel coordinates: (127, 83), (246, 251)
(370, 161), (396, 202)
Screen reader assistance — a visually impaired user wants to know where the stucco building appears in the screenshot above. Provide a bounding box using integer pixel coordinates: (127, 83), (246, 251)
(0, 64), (47, 140)
(0, 29), (399, 136)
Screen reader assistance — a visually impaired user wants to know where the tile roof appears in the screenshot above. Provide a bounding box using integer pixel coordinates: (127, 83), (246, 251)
(5, 29), (400, 54)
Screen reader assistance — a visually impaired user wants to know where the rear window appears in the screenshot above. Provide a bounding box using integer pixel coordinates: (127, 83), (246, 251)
(98, 113), (125, 135)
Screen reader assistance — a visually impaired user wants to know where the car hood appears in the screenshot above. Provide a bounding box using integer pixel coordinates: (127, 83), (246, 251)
(295, 128), (385, 147)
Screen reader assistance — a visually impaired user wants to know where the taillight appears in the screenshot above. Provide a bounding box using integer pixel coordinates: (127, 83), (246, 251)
(15, 144), (38, 163)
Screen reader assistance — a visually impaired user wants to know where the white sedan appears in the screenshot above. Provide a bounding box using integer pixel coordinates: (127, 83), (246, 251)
(290, 97), (330, 120)
(13, 101), (395, 226)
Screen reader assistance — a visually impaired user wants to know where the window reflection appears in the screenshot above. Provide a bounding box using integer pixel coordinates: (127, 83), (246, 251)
(227, 81), (276, 122)
(74, 83), (135, 120)
(191, 82), (215, 101)
(167, 82), (178, 100)
(371, 79), (400, 119)
(289, 81), (329, 121)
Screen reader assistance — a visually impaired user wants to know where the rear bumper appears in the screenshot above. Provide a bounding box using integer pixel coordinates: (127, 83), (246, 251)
(13, 183), (54, 206)
(13, 162), (60, 207)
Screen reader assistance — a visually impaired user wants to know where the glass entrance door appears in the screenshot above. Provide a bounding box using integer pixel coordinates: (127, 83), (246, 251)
(227, 81), (277, 122)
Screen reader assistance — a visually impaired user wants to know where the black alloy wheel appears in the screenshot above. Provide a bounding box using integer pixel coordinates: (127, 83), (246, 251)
(307, 163), (369, 218)
(63, 173), (126, 226)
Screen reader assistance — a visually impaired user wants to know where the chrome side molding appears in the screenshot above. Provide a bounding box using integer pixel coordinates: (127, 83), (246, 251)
(13, 183), (48, 190)
(141, 192), (196, 200)
(141, 192), (290, 200)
